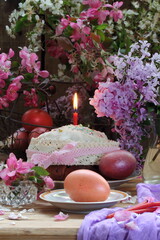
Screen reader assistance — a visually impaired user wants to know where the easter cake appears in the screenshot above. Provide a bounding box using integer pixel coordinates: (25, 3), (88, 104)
(26, 124), (119, 180)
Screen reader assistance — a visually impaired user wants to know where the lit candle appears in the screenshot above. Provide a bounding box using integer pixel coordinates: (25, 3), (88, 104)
(73, 92), (78, 125)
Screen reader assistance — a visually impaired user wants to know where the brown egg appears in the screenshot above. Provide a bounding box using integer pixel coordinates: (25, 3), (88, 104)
(99, 150), (136, 180)
(64, 169), (110, 202)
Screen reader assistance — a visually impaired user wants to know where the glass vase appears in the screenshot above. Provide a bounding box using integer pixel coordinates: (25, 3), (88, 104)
(0, 180), (37, 207)
(143, 117), (160, 184)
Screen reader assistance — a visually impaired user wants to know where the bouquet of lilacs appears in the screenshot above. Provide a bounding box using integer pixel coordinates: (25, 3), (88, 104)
(90, 41), (160, 167)
(0, 152), (54, 190)
(0, 47), (49, 109)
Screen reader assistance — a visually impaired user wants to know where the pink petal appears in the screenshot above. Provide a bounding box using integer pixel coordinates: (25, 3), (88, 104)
(83, 26), (91, 35)
(56, 25), (64, 36)
(114, 210), (132, 222)
(30, 53), (38, 64)
(8, 213), (19, 220)
(7, 170), (16, 177)
(39, 70), (49, 78)
(17, 160), (34, 174)
(0, 168), (9, 179)
(113, 1), (123, 8)
(125, 221), (139, 230)
(43, 176), (55, 189)
(143, 196), (155, 203)
(104, 3), (113, 8)
(62, 142), (77, 150)
(7, 153), (18, 170)
(54, 212), (69, 221)
(8, 49), (15, 58)
(155, 207), (160, 214)
(0, 210), (5, 215)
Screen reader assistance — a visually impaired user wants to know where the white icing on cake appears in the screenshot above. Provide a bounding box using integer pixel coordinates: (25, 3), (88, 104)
(27, 124), (119, 166)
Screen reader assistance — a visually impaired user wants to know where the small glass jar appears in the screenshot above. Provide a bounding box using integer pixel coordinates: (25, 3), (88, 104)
(143, 117), (160, 184)
(0, 180), (37, 207)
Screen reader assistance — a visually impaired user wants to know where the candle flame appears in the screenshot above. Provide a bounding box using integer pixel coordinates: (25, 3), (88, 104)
(73, 92), (78, 110)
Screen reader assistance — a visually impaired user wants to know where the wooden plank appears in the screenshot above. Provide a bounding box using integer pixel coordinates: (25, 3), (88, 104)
(0, 236), (77, 240)
(0, 177), (142, 240)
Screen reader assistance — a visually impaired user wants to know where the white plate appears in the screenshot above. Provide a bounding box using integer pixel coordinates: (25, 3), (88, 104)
(40, 189), (128, 213)
(108, 171), (141, 188)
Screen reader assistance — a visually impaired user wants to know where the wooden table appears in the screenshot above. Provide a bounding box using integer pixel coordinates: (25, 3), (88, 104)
(0, 177), (142, 240)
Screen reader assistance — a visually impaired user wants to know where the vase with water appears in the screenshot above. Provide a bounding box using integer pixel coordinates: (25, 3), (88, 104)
(143, 117), (160, 184)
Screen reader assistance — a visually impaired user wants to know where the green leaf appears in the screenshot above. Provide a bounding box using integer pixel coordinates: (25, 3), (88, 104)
(37, 91), (47, 102)
(63, 26), (73, 38)
(36, 178), (44, 184)
(11, 61), (19, 70)
(32, 166), (49, 176)
(14, 15), (29, 33)
(96, 30), (105, 42)
(23, 73), (34, 82)
(95, 24), (108, 30)
(28, 176), (37, 182)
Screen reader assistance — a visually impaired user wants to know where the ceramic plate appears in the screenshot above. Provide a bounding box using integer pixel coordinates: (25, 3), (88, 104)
(40, 189), (128, 213)
(107, 170), (141, 188)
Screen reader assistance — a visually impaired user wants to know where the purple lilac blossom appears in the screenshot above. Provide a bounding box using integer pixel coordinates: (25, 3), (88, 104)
(90, 41), (160, 167)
